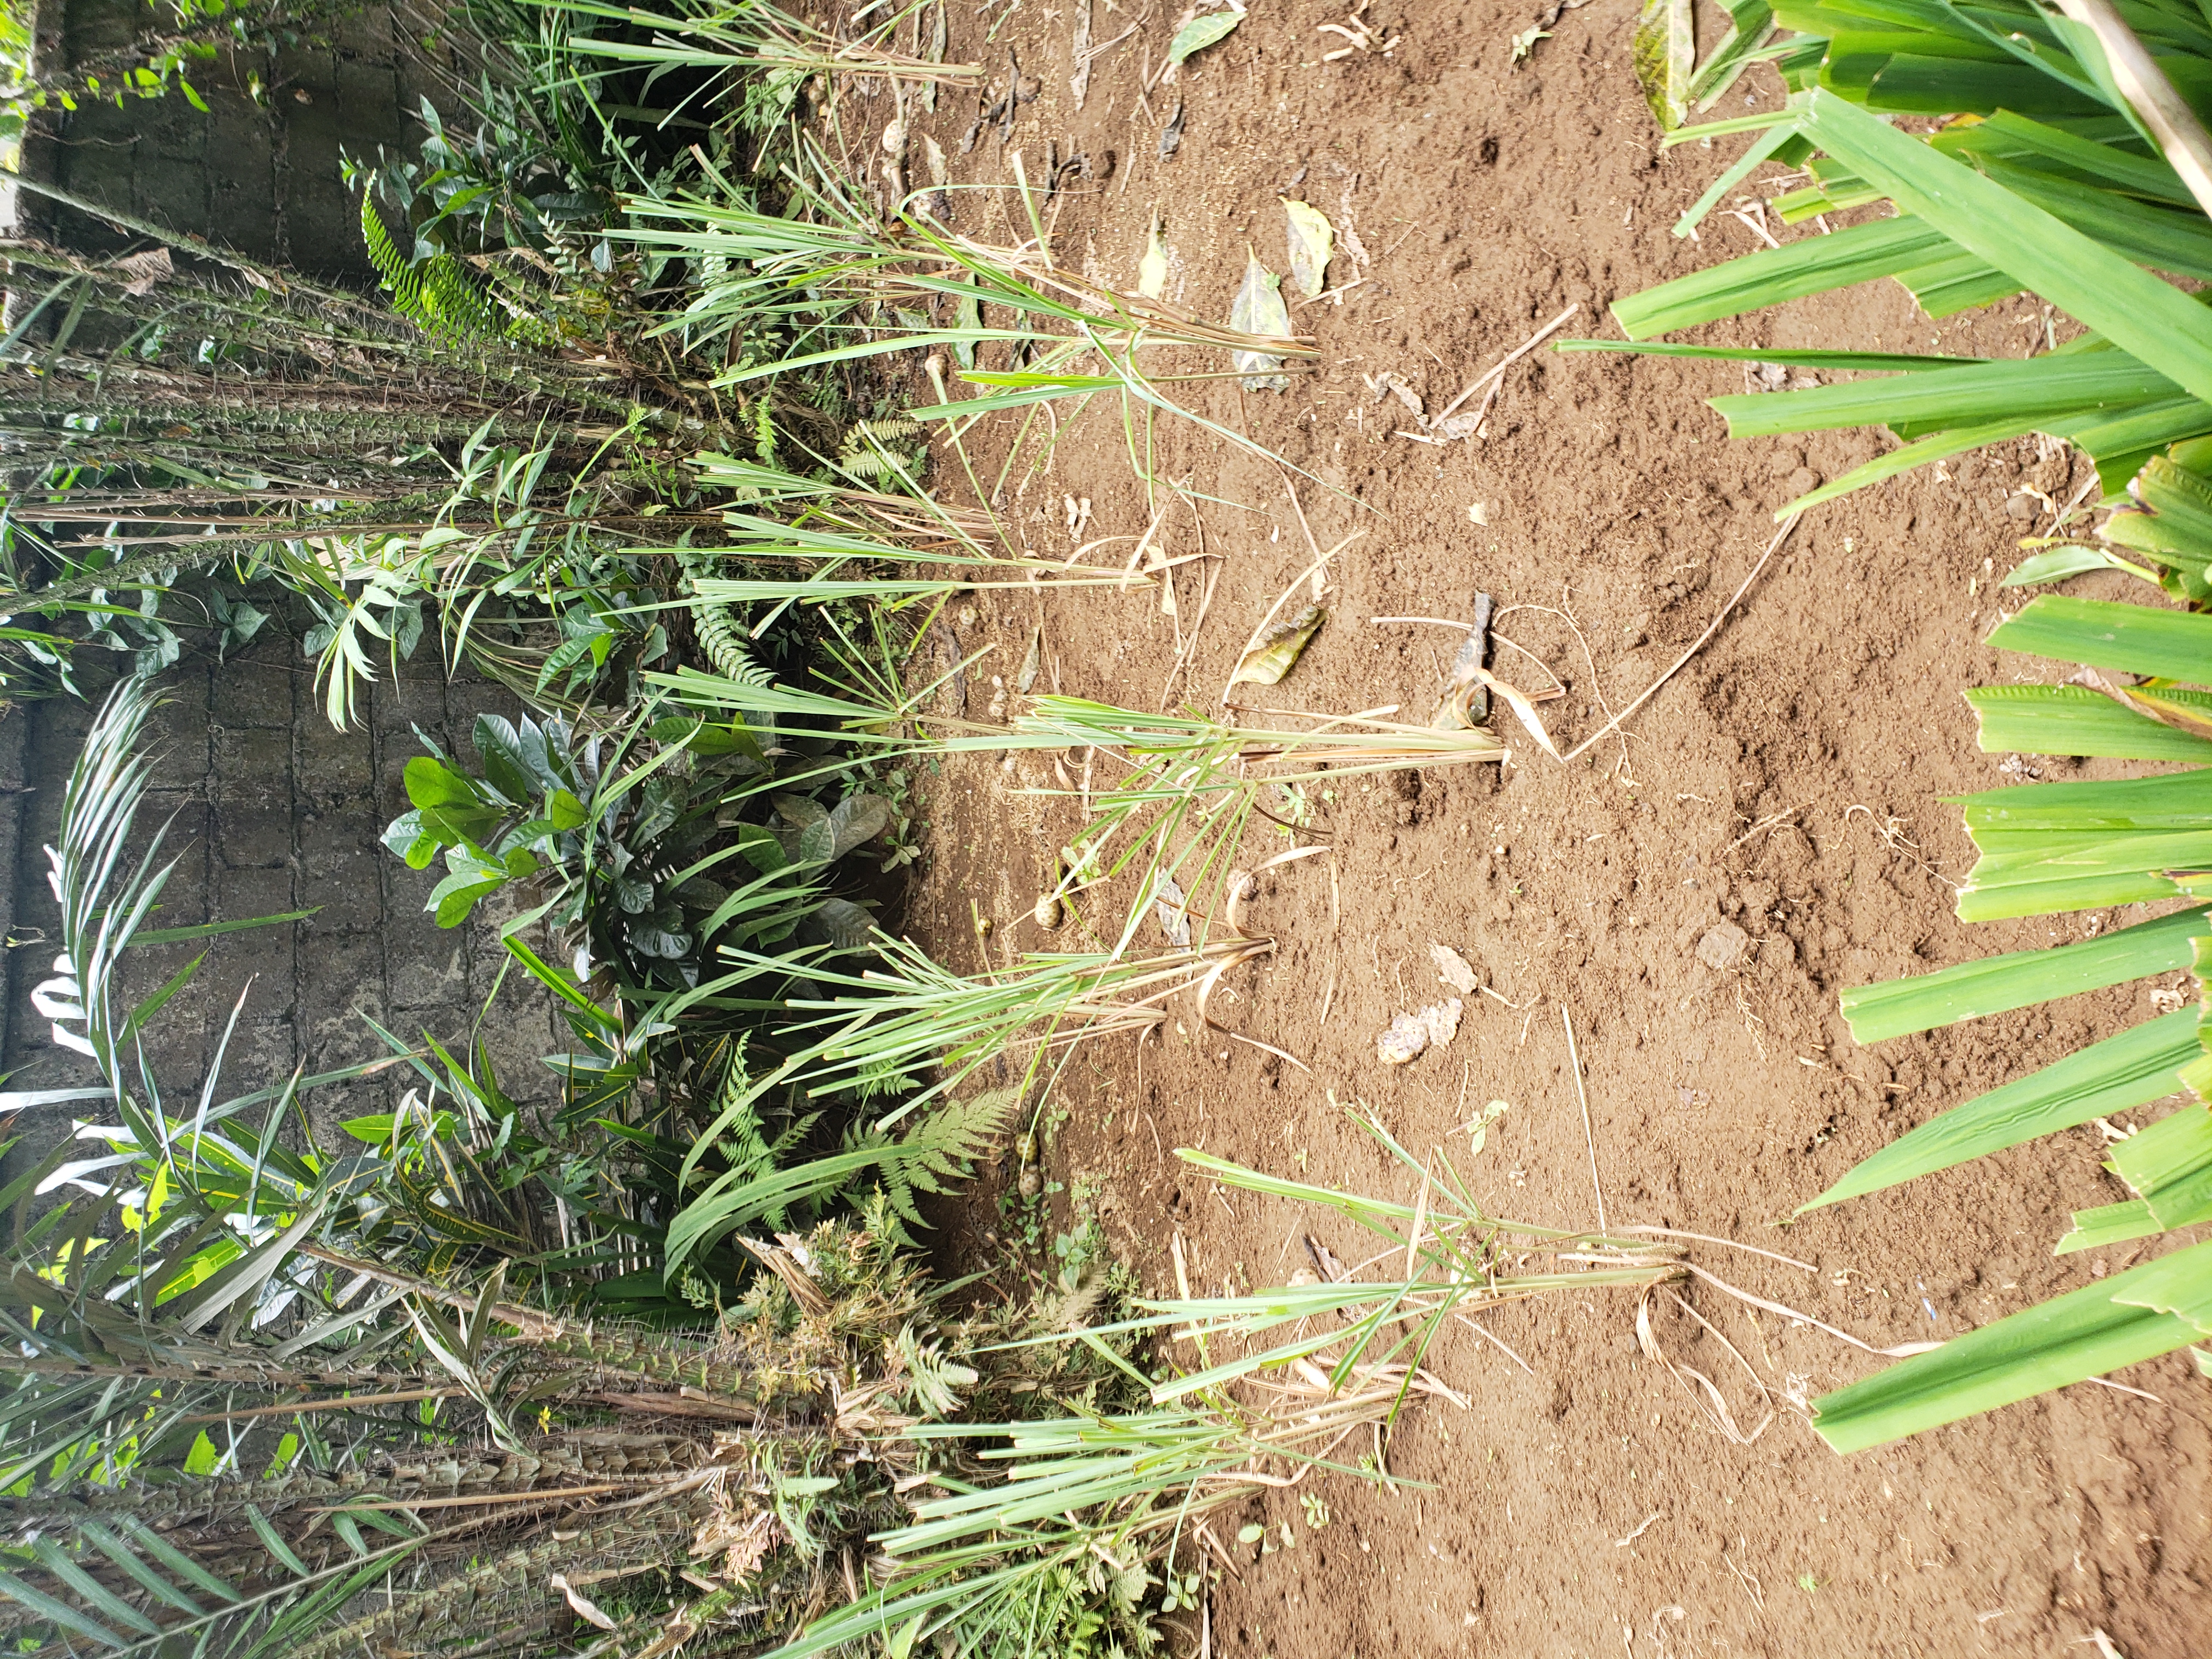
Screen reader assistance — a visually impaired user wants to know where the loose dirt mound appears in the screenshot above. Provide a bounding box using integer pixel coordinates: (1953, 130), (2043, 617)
(881, 1), (2208, 1651)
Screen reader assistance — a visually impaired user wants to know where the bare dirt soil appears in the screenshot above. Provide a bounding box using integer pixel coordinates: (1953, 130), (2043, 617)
(871, 1), (2211, 1652)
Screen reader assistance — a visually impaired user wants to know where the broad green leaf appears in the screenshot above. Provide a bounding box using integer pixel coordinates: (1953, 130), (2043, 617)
(1991, 595), (2212, 685)
(548, 788), (589, 831)
(380, 814), (440, 876)
(1965, 685), (2212, 763)
(1169, 9), (1242, 64)
(1810, 1239), (2212, 1452)
(1840, 904), (2208, 1043)
(827, 793), (891, 858)
(472, 713), (535, 804)
(1796, 89), (2212, 409)
(402, 755), (482, 811)
(1804, 1005), (2200, 1210)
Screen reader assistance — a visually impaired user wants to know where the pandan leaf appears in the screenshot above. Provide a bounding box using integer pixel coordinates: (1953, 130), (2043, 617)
(1810, 1239), (2212, 1452)
(1805, 1006), (2200, 1210)
(1841, 905), (2209, 1043)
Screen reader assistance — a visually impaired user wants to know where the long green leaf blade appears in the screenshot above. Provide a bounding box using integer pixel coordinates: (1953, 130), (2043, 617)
(1966, 684), (2212, 762)
(1804, 1005), (2200, 1209)
(1797, 88), (2212, 407)
(1810, 1239), (2212, 1452)
(1840, 905), (2208, 1042)
(1988, 594), (2212, 684)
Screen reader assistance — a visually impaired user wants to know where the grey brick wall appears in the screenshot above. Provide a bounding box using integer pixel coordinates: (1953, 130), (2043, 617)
(1, 4), (561, 1152)
(1, 627), (569, 1149)
(16, 0), (451, 281)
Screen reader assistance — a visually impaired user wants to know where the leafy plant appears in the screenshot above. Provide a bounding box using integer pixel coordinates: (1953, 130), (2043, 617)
(1599, 0), (2212, 1447)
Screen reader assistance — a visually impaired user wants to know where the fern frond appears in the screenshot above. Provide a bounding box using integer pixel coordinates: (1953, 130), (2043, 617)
(849, 1088), (1020, 1243)
(833, 414), (925, 483)
(357, 190), (501, 345)
(688, 595), (772, 687)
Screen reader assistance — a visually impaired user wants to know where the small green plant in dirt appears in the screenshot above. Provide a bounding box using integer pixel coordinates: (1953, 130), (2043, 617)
(1602, 1), (2212, 1447)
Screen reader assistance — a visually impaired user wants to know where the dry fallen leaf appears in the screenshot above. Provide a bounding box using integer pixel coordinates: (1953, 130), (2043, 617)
(1017, 625), (1043, 693)
(114, 247), (172, 297)
(1305, 1234), (1350, 1281)
(1229, 603), (1324, 686)
(1139, 211), (1170, 298)
(1430, 943), (1480, 996)
(1153, 874), (1192, 947)
(1282, 198), (1334, 300)
(1372, 369), (1425, 420)
(1477, 665), (1560, 758)
(1229, 250), (1291, 392)
(550, 1576), (619, 1632)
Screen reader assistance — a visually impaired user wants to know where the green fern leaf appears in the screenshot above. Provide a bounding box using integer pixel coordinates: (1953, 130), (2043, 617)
(689, 597), (772, 687)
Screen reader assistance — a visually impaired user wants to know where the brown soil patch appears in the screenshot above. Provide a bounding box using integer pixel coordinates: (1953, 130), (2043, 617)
(875, 1), (2211, 1652)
